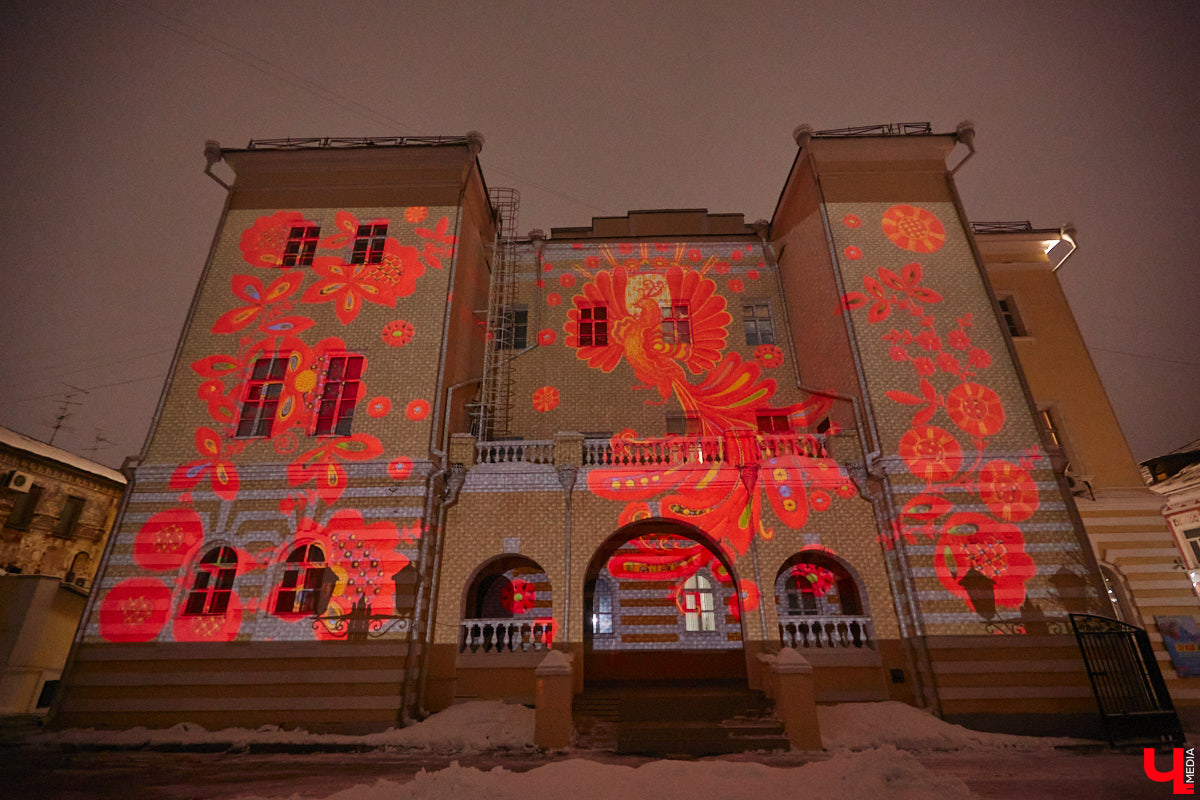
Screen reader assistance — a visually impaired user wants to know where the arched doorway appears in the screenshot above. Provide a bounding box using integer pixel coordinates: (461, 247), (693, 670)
(774, 549), (873, 650)
(582, 518), (749, 684)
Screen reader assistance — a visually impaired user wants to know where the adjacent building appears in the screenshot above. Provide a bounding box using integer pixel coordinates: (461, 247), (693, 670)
(56, 124), (1176, 739)
(0, 426), (126, 713)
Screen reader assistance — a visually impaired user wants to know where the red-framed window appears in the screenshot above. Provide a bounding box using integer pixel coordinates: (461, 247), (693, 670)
(681, 574), (716, 631)
(313, 355), (364, 436)
(756, 412), (791, 434)
(660, 302), (691, 344)
(578, 305), (608, 347)
(350, 223), (388, 265)
(274, 543), (327, 615)
(183, 547), (237, 615)
(235, 357), (288, 438)
(281, 225), (320, 267)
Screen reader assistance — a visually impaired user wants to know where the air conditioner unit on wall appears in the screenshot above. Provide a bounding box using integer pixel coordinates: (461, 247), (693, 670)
(6, 470), (33, 493)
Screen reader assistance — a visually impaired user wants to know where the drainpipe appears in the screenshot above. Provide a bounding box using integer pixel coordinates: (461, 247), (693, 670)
(557, 466), (577, 646)
(1051, 224), (1077, 272)
(400, 135), (478, 721)
(412, 463), (466, 717)
(949, 121), (976, 176)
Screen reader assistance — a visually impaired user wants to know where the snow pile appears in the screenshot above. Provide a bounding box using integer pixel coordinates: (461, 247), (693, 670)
(41, 700), (534, 752)
(818, 701), (1083, 752)
(236, 749), (974, 800)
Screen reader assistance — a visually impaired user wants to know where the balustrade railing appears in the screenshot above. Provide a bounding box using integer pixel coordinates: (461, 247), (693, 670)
(475, 440), (554, 465)
(778, 614), (873, 649)
(583, 433), (826, 466)
(459, 617), (556, 654)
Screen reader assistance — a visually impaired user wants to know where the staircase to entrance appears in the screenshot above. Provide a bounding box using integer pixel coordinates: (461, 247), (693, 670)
(573, 679), (789, 756)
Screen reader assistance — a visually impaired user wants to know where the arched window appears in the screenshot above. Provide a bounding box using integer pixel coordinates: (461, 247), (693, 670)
(65, 552), (90, 586)
(777, 554), (862, 617)
(681, 574), (716, 631)
(183, 547), (237, 615)
(275, 543), (326, 615)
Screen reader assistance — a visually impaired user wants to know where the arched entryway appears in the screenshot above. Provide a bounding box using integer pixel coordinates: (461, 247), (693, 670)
(774, 549), (873, 650)
(460, 555), (555, 653)
(582, 518), (749, 684)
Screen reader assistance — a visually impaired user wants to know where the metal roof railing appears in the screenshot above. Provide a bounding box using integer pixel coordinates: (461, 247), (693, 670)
(245, 135), (471, 151)
(812, 122), (932, 137)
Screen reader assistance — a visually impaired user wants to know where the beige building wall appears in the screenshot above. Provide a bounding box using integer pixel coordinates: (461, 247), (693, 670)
(979, 230), (1200, 712)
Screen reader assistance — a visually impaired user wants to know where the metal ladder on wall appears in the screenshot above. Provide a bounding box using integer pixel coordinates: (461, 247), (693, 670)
(475, 187), (520, 440)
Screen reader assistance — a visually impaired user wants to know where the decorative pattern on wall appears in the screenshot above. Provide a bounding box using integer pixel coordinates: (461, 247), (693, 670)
(838, 204), (1048, 620)
(95, 207), (458, 644)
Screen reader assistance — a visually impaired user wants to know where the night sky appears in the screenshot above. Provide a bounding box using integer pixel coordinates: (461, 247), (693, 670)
(2, 0), (1196, 469)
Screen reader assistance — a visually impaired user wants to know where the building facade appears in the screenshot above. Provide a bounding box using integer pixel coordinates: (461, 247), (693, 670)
(56, 126), (1131, 737)
(0, 426), (125, 713)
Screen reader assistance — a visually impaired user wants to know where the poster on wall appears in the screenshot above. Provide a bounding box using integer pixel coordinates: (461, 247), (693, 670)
(1155, 615), (1200, 677)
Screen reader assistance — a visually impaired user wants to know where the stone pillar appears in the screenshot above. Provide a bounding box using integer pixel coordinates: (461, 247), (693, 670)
(553, 431), (584, 466)
(534, 649), (574, 749)
(449, 433), (476, 467)
(772, 647), (822, 750)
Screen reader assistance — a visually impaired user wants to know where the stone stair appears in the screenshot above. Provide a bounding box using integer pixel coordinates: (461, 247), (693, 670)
(573, 680), (790, 756)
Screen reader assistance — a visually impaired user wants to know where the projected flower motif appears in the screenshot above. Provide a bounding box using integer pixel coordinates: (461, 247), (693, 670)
(728, 279), (745, 293)
(405, 399), (430, 421)
(559, 273), (576, 288)
(169, 427), (240, 501)
(842, 214), (862, 229)
(286, 433), (385, 505)
(239, 211), (314, 268)
(978, 460), (1039, 522)
(532, 386), (560, 412)
(538, 328), (557, 346)
(414, 215), (458, 270)
(934, 513), (1035, 612)
(381, 320), (415, 347)
(881, 204), (946, 253)
(546, 292), (562, 306)
(367, 397), (391, 418)
(792, 563), (836, 596)
(388, 456), (414, 481)
(98, 579), (172, 643)
(898, 426), (963, 483)
(501, 579), (538, 615)
(754, 344), (784, 369)
(844, 246), (862, 260)
(405, 206), (429, 223)
(363, 239), (425, 297)
(945, 382), (1005, 437)
(133, 508), (205, 572)
(210, 271), (309, 335)
(302, 258), (397, 325)
(322, 509), (411, 626)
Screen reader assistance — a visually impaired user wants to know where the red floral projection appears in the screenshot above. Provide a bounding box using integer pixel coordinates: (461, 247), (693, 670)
(532, 386), (560, 412)
(98, 578), (173, 643)
(133, 508), (205, 572)
(840, 204), (1044, 619)
(501, 579), (538, 615)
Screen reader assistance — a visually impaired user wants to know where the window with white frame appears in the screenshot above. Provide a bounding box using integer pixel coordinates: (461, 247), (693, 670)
(681, 574), (716, 631)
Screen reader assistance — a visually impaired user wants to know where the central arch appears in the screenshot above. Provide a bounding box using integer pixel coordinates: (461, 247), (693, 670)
(582, 517), (750, 685)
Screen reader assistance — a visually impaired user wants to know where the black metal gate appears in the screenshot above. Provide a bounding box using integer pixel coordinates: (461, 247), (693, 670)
(1069, 613), (1185, 748)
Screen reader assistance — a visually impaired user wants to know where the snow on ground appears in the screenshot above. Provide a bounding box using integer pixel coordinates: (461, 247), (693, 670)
(234, 749), (975, 800)
(818, 701), (1088, 751)
(38, 700), (535, 753)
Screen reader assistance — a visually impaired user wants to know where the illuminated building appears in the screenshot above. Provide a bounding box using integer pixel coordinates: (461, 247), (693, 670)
(0, 425), (125, 713)
(51, 125), (1192, 742)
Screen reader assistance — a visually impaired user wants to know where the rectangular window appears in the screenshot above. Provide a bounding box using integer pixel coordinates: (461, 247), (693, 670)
(314, 355), (364, 436)
(499, 306), (528, 349)
(6, 485), (42, 530)
(236, 357), (288, 438)
(55, 496), (85, 537)
(350, 223), (388, 265)
(579, 305), (608, 347)
(1185, 527), (1200, 567)
(743, 301), (775, 346)
(996, 295), (1028, 337)
(660, 302), (691, 344)
(281, 225), (320, 267)
(666, 414), (700, 436)
(756, 412), (791, 434)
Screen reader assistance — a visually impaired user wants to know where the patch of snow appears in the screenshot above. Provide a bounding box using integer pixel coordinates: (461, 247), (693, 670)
(0, 425), (126, 483)
(232, 748), (974, 800)
(39, 700), (534, 753)
(818, 701), (1086, 751)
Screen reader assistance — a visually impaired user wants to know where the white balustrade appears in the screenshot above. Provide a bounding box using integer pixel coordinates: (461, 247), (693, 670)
(459, 617), (556, 653)
(778, 614), (873, 649)
(475, 440), (554, 465)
